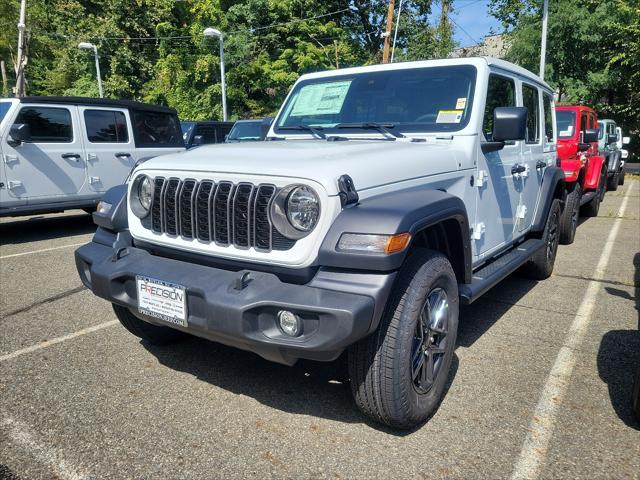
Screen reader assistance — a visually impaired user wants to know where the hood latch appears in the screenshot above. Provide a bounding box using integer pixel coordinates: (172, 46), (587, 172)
(338, 174), (359, 207)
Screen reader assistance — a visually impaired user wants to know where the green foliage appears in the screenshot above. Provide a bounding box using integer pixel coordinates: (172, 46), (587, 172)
(490, 0), (639, 148)
(0, 0), (457, 121)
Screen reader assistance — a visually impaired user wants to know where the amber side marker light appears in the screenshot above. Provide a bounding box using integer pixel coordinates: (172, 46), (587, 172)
(385, 232), (412, 254)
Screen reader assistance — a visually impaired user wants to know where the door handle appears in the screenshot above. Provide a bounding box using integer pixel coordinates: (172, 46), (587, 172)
(115, 152), (131, 158)
(511, 164), (527, 175)
(61, 153), (81, 161)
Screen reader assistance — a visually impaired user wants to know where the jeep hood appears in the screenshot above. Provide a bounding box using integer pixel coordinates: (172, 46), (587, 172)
(139, 140), (465, 196)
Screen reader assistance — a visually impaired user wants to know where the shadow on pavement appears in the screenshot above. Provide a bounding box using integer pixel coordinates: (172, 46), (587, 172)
(141, 273), (537, 432)
(143, 333), (460, 435)
(0, 211), (95, 245)
(599, 251), (639, 429)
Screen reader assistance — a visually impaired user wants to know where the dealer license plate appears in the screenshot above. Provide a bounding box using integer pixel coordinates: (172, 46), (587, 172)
(136, 276), (187, 327)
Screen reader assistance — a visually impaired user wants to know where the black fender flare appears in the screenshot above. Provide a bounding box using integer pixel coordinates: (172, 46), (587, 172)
(92, 184), (129, 232)
(531, 166), (565, 234)
(318, 186), (472, 282)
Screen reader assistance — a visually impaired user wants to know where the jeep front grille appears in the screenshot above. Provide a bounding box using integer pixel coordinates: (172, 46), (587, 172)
(149, 177), (295, 251)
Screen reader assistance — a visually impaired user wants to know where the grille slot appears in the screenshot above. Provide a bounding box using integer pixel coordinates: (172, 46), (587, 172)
(146, 178), (294, 252)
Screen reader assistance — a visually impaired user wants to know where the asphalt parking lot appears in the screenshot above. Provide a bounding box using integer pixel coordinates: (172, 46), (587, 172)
(1, 180), (639, 480)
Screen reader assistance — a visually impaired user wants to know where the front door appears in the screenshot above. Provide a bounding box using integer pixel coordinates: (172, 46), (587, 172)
(79, 106), (136, 192)
(2, 104), (86, 202)
(474, 72), (522, 259)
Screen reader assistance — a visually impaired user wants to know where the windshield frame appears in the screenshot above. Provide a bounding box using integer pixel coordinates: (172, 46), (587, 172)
(273, 65), (478, 137)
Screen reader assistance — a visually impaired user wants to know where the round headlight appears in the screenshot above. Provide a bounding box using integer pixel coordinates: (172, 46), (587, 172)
(270, 184), (321, 239)
(130, 175), (152, 218)
(286, 185), (320, 232)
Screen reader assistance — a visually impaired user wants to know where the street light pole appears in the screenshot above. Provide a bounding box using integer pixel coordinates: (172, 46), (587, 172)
(204, 27), (228, 121)
(78, 42), (103, 98)
(539, 0), (549, 80)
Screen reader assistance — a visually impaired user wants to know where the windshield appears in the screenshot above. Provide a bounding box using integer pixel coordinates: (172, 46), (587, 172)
(556, 110), (576, 138)
(275, 65), (477, 136)
(0, 101), (11, 123)
(227, 121), (263, 141)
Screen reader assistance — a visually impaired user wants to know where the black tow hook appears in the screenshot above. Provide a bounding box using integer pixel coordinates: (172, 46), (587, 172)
(112, 247), (130, 262)
(234, 272), (252, 290)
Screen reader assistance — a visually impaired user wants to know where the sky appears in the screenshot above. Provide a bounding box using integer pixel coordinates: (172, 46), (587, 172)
(436, 0), (503, 48)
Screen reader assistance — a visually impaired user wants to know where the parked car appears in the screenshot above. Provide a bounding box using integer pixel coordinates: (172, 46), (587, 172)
(181, 120), (234, 148)
(555, 105), (607, 243)
(0, 96), (184, 217)
(615, 126), (630, 186)
(76, 57), (565, 429)
(225, 117), (272, 142)
(598, 118), (629, 191)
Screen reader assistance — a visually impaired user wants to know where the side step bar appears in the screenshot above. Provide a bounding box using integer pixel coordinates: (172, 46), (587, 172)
(579, 191), (597, 206)
(459, 238), (545, 305)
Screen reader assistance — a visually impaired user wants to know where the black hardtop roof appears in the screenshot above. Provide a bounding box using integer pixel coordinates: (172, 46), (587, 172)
(18, 96), (177, 114)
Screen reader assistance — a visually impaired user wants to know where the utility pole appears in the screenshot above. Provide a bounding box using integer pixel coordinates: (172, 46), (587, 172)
(15, 0), (27, 97)
(382, 0), (396, 64)
(390, 0), (404, 63)
(539, 0), (549, 79)
(1, 61), (8, 97)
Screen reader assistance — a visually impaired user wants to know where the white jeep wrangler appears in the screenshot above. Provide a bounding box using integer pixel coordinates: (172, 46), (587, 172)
(76, 57), (565, 429)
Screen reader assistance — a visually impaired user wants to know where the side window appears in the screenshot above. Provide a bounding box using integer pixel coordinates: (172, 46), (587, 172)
(483, 74), (516, 141)
(132, 110), (183, 148)
(84, 110), (129, 143)
(522, 84), (540, 144)
(543, 94), (554, 143)
(14, 107), (73, 143)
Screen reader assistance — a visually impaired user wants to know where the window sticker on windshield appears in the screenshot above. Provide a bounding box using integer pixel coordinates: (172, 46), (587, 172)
(559, 126), (574, 136)
(436, 110), (463, 123)
(455, 98), (467, 109)
(290, 80), (352, 117)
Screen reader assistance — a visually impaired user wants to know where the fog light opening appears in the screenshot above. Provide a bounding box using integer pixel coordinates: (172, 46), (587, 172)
(278, 310), (302, 337)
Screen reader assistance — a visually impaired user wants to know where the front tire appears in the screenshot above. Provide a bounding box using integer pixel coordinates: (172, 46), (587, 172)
(607, 170), (619, 191)
(348, 249), (459, 429)
(582, 169), (605, 217)
(559, 183), (581, 245)
(113, 304), (186, 345)
(521, 199), (561, 280)
(619, 171), (625, 186)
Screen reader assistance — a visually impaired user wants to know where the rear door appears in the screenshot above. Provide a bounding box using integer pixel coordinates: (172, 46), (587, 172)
(1, 104), (86, 202)
(79, 106), (135, 192)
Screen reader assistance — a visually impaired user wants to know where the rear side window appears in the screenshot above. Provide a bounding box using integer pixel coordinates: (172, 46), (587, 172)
(543, 94), (554, 142)
(522, 84), (540, 144)
(132, 110), (183, 148)
(84, 110), (129, 143)
(0, 102), (11, 123)
(556, 111), (576, 138)
(483, 74), (516, 141)
(15, 106), (72, 142)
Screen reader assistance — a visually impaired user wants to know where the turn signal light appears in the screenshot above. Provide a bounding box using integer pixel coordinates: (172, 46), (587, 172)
(385, 232), (412, 254)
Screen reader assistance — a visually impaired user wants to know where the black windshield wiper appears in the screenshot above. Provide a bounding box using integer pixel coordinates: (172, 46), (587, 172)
(335, 122), (405, 139)
(279, 125), (326, 139)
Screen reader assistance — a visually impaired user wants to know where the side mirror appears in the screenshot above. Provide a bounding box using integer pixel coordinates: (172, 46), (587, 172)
(492, 106), (527, 142)
(9, 123), (31, 145)
(583, 128), (598, 144)
(607, 134), (617, 145)
(192, 135), (203, 146)
(622, 136), (630, 145)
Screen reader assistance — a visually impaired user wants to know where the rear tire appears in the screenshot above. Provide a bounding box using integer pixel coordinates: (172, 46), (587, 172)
(521, 199), (561, 280)
(348, 249), (458, 429)
(113, 304), (186, 345)
(559, 183), (581, 245)
(633, 367), (640, 421)
(607, 170), (619, 191)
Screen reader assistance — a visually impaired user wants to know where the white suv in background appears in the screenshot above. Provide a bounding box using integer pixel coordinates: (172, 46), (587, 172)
(0, 96), (185, 217)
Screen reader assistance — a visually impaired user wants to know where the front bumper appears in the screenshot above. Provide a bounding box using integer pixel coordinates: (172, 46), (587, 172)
(75, 238), (394, 365)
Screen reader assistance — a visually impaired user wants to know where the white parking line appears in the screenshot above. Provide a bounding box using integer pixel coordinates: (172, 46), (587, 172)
(1, 416), (88, 480)
(0, 242), (86, 259)
(511, 181), (635, 480)
(0, 320), (118, 363)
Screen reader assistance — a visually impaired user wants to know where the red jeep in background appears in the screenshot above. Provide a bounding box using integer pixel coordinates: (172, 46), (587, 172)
(556, 105), (606, 244)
